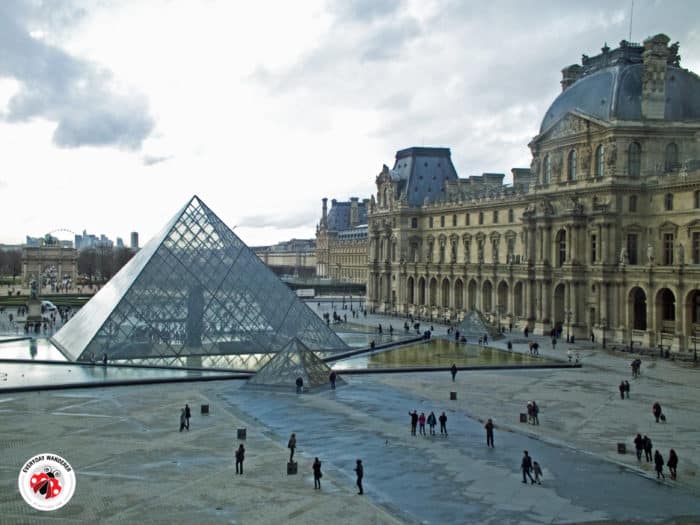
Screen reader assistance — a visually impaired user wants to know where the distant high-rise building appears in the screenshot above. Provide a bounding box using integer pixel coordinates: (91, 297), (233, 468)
(116, 237), (124, 248)
(130, 232), (139, 250)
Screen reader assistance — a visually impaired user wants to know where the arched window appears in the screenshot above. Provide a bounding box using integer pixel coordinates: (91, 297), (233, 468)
(665, 193), (674, 211)
(567, 150), (577, 181)
(543, 155), (551, 184)
(665, 143), (679, 172)
(595, 145), (605, 178)
(628, 142), (641, 177)
(556, 230), (566, 267)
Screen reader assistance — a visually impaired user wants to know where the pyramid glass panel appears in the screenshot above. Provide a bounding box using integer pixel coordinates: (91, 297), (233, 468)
(51, 196), (347, 368)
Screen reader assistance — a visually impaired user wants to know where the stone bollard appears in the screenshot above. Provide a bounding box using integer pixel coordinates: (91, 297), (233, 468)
(617, 443), (626, 454)
(201, 404), (209, 415)
(287, 461), (298, 475)
(237, 428), (247, 440)
(519, 413), (527, 423)
(450, 391), (457, 400)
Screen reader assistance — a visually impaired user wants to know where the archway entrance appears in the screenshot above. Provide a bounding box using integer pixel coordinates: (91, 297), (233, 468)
(441, 278), (450, 308)
(407, 276), (414, 304)
(454, 279), (464, 310)
(655, 288), (676, 334)
(553, 283), (565, 329)
(468, 279), (477, 310)
(628, 287), (647, 330)
(482, 280), (493, 312)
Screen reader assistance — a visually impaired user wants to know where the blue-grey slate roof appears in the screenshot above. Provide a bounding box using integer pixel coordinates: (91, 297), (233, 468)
(391, 147), (459, 207)
(327, 201), (368, 231)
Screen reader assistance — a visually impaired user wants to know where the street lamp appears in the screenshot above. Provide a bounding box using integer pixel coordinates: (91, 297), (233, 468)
(601, 317), (607, 349)
(566, 310), (572, 343)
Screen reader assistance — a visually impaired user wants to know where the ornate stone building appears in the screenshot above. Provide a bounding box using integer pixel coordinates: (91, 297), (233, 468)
(316, 197), (369, 284)
(366, 34), (700, 353)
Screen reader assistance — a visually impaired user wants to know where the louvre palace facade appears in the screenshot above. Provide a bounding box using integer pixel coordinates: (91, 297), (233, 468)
(364, 34), (700, 353)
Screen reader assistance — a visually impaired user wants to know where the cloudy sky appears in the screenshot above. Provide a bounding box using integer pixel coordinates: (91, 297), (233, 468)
(1, 0), (698, 247)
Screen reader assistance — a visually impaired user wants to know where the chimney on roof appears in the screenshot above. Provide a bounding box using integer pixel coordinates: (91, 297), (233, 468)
(641, 33), (671, 120)
(321, 197), (328, 228)
(349, 197), (359, 228)
(560, 64), (582, 91)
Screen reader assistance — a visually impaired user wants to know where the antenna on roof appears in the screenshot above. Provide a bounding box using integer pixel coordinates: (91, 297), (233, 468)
(628, 0), (634, 41)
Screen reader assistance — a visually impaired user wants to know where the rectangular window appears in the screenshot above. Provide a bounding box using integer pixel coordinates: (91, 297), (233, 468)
(627, 234), (638, 265)
(493, 210), (499, 223)
(664, 233), (674, 265)
(452, 214), (457, 226)
(479, 212), (484, 225)
(440, 216), (445, 227)
(411, 217), (418, 229)
(429, 217), (434, 228)
(591, 234), (597, 263)
(693, 232), (700, 264)
(629, 195), (637, 212)
(508, 209), (514, 223)
(465, 213), (470, 225)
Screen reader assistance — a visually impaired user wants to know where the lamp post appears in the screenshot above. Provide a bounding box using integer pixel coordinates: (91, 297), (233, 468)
(566, 310), (572, 343)
(601, 317), (607, 349)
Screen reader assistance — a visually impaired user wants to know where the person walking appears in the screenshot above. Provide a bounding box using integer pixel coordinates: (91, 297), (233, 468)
(634, 433), (644, 461)
(643, 435), (653, 462)
(521, 451), (535, 484)
(312, 457), (322, 489)
(409, 410), (418, 436)
(531, 401), (540, 425)
(624, 380), (630, 398)
(296, 376), (304, 394)
(652, 402), (662, 423)
(418, 412), (426, 436)
(654, 450), (665, 480)
(450, 363), (457, 382)
(184, 403), (191, 430)
(329, 371), (337, 390)
(667, 449), (678, 480)
(439, 412), (448, 436)
(618, 381), (625, 400)
(427, 411), (437, 436)
(552, 337), (557, 350)
(235, 444), (245, 475)
(179, 409), (186, 432)
(288, 433), (297, 462)
(354, 459), (364, 495)
(485, 418), (495, 448)
(533, 461), (543, 485)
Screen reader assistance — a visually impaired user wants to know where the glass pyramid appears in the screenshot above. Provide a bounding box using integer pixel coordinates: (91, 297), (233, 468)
(51, 196), (348, 368)
(247, 337), (342, 390)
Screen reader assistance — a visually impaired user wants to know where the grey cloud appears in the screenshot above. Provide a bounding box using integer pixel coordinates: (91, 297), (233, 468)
(327, 0), (404, 22)
(361, 17), (421, 61)
(142, 154), (173, 167)
(237, 210), (319, 229)
(0, 1), (154, 150)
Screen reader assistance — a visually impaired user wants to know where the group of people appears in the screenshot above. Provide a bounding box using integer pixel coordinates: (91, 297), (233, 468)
(526, 401), (540, 425)
(633, 434), (678, 480)
(408, 410), (448, 436)
(528, 342), (540, 356)
(520, 450), (544, 484)
(179, 404), (191, 432)
(630, 358), (642, 377)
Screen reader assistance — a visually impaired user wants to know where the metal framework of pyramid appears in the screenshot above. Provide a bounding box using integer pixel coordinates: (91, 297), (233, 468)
(51, 196), (347, 368)
(247, 338), (342, 389)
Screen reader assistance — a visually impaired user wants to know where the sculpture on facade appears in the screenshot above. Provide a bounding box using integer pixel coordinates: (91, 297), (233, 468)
(647, 243), (655, 264)
(678, 243), (685, 265)
(619, 246), (628, 265)
(30, 279), (38, 301)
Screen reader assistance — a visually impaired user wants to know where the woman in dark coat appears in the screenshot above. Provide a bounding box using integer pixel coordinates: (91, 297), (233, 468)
(667, 449), (678, 480)
(312, 457), (322, 489)
(654, 450), (665, 479)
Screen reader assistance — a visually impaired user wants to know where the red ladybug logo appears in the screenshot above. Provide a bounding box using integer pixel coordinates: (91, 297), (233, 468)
(29, 468), (62, 499)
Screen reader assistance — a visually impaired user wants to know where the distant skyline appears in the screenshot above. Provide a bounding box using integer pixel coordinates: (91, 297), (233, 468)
(1, 0), (699, 247)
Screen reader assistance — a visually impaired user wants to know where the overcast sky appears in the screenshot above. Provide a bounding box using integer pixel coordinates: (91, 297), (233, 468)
(1, 0), (698, 247)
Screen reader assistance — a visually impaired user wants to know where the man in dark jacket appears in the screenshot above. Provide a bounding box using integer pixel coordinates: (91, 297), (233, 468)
(634, 433), (644, 461)
(439, 412), (448, 436)
(235, 444), (245, 474)
(312, 457), (322, 489)
(521, 450), (535, 484)
(643, 435), (653, 462)
(450, 363), (457, 382)
(618, 381), (625, 400)
(654, 450), (665, 479)
(485, 418), (495, 448)
(409, 410), (418, 436)
(355, 459), (364, 494)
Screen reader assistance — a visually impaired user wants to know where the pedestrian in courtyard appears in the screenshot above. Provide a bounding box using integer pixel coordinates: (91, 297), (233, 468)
(329, 370), (337, 389)
(667, 449), (678, 480)
(524, 326), (529, 338)
(439, 411), (448, 436)
(654, 450), (665, 479)
(634, 433), (644, 461)
(533, 461), (543, 484)
(179, 408), (186, 432)
(355, 459), (364, 494)
(184, 403), (191, 430)
(483, 333), (488, 345)
(427, 411), (437, 436)
(288, 433), (297, 462)
(409, 410), (418, 436)
(418, 412), (426, 435)
(624, 380), (630, 398)
(619, 381), (625, 399)
(296, 376), (304, 394)
(552, 337), (557, 350)
(485, 418), (495, 448)
(450, 363), (457, 382)
(312, 457), (322, 489)
(521, 450), (535, 484)
(235, 444), (245, 474)
(643, 435), (653, 462)
(652, 402), (662, 423)
(531, 401), (540, 425)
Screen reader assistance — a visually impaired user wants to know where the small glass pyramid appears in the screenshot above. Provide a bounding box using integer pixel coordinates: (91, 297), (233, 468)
(51, 196), (347, 368)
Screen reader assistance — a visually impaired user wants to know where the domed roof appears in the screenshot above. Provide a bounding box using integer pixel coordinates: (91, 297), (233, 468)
(540, 40), (700, 133)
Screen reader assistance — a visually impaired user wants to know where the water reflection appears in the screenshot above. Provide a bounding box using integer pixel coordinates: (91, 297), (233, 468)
(0, 338), (68, 361)
(334, 339), (547, 369)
